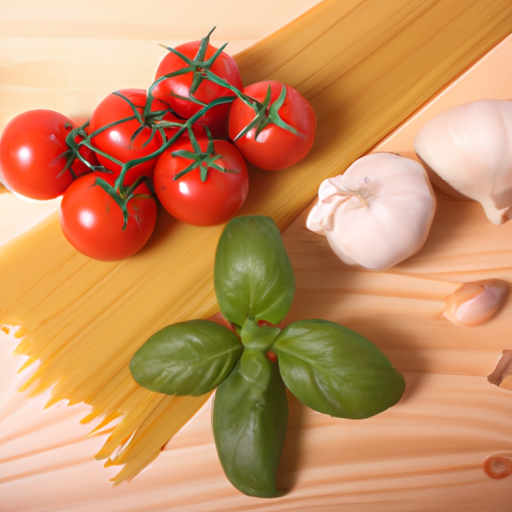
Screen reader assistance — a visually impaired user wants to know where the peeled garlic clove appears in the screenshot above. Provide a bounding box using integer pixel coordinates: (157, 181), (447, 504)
(414, 99), (512, 225)
(443, 279), (508, 327)
(306, 153), (436, 271)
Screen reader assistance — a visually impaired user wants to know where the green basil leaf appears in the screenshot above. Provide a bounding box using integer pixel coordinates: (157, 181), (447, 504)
(212, 349), (288, 498)
(129, 320), (242, 396)
(214, 215), (295, 328)
(273, 319), (405, 419)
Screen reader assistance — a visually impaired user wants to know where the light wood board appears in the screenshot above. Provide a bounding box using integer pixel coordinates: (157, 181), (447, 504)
(2, 1), (512, 510)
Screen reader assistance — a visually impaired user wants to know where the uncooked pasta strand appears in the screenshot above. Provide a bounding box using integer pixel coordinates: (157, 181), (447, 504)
(108, 393), (213, 483)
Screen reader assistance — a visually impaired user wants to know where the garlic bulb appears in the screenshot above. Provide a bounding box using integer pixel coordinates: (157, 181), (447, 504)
(306, 153), (436, 271)
(443, 279), (508, 327)
(414, 99), (512, 225)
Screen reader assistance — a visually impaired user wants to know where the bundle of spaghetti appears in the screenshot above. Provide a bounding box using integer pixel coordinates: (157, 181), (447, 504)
(2, 0), (512, 483)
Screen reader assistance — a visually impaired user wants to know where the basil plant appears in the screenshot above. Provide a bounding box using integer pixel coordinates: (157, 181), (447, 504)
(130, 215), (405, 498)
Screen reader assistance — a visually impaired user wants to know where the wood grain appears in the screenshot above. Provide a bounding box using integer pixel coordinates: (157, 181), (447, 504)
(2, 0), (512, 510)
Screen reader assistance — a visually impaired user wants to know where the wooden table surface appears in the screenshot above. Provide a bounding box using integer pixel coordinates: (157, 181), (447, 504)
(2, 1), (512, 511)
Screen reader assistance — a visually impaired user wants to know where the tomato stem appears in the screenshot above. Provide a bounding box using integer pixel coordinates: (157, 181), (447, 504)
(61, 120), (103, 179)
(171, 127), (233, 182)
(201, 72), (302, 141)
(92, 174), (155, 231)
(203, 69), (260, 108)
(115, 96), (234, 185)
(232, 84), (299, 142)
(93, 176), (131, 230)
(76, 90), (233, 200)
(63, 27), (245, 228)
(156, 27), (229, 98)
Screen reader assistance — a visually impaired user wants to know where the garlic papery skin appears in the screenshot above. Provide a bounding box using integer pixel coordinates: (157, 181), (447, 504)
(414, 99), (512, 225)
(306, 153), (436, 271)
(443, 279), (509, 327)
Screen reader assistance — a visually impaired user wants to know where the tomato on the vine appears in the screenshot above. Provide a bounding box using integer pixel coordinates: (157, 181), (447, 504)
(228, 80), (316, 171)
(152, 32), (242, 139)
(88, 89), (169, 184)
(59, 172), (157, 261)
(0, 110), (95, 200)
(153, 137), (248, 226)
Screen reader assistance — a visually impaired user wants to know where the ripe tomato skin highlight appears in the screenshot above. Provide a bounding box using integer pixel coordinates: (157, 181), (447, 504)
(152, 41), (243, 138)
(88, 89), (167, 184)
(154, 138), (249, 226)
(228, 81), (317, 171)
(0, 109), (88, 200)
(59, 172), (157, 261)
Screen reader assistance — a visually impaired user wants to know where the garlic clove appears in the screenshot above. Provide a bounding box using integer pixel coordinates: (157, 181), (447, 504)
(306, 153), (436, 271)
(443, 279), (508, 327)
(414, 99), (512, 225)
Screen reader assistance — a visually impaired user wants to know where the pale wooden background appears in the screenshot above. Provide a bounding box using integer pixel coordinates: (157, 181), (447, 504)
(0, 0), (320, 128)
(2, 1), (512, 511)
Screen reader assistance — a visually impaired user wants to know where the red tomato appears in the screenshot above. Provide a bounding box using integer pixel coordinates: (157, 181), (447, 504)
(152, 38), (242, 138)
(0, 110), (93, 200)
(153, 138), (248, 226)
(228, 81), (316, 171)
(59, 172), (157, 261)
(88, 89), (168, 184)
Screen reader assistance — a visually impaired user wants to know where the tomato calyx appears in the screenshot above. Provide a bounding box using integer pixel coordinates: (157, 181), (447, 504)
(111, 91), (160, 147)
(120, 96), (234, 177)
(81, 102), (236, 229)
(78, 92), (234, 181)
(150, 27), (229, 107)
(93, 173), (154, 230)
(232, 84), (299, 142)
(205, 73), (302, 142)
(171, 129), (235, 182)
(110, 91), (199, 146)
(109, 91), (183, 149)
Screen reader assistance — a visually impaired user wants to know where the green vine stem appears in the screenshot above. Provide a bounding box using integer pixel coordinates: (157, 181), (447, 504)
(203, 71), (300, 141)
(59, 28), (299, 231)
(63, 94), (235, 229)
(171, 127), (236, 182)
(61, 120), (103, 178)
(111, 94), (236, 189)
(145, 26), (229, 117)
(143, 26), (298, 140)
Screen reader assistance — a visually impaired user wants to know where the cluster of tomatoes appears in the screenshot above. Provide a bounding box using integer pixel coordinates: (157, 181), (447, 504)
(0, 29), (317, 261)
